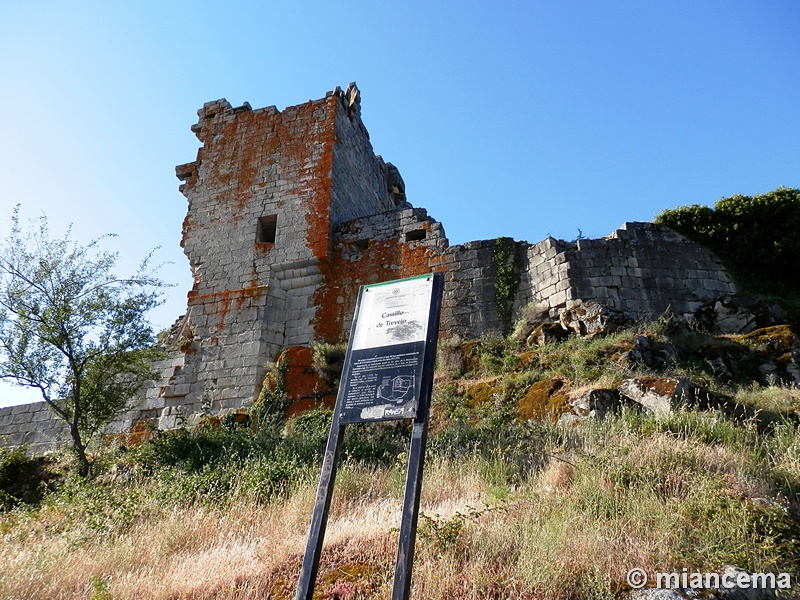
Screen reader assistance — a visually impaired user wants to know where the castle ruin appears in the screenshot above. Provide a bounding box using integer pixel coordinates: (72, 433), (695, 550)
(0, 84), (737, 450)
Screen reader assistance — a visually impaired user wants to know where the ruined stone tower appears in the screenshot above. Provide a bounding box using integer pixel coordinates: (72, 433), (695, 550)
(159, 82), (736, 419)
(164, 83), (445, 416)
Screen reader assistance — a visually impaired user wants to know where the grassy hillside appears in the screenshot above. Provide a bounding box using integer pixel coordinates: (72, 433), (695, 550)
(2, 317), (799, 599)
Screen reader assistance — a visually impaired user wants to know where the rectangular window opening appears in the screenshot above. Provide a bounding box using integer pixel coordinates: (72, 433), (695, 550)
(405, 229), (426, 242)
(349, 239), (369, 252)
(256, 215), (277, 244)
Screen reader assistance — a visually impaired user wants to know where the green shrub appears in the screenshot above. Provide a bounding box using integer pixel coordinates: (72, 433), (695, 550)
(47, 473), (143, 536)
(281, 407), (332, 465)
(250, 357), (291, 431)
(236, 454), (311, 502)
(342, 421), (409, 466)
(656, 187), (800, 299)
(472, 336), (520, 375)
(312, 342), (347, 386)
(133, 427), (269, 474)
(89, 576), (114, 600)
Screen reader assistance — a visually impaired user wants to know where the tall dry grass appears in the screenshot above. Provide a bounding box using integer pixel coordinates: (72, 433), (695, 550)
(3, 408), (797, 600)
(0, 460), (491, 599)
(4, 316), (800, 600)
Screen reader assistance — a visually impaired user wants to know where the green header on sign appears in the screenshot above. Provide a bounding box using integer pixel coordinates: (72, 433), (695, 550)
(363, 273), (435, 290)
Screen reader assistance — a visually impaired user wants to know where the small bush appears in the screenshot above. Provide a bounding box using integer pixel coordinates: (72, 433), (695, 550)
(132, 427), (268, 474)
(46, 473), (144, 536)
(342, 421), (409, 466)
(468, 336), (520, 375)
(250, 357), (291, 431)
(312, 342), (347, 386)
(89, 576), (114, 600)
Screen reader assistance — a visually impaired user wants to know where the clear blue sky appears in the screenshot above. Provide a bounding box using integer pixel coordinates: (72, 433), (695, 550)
(1, 1), (798, 406)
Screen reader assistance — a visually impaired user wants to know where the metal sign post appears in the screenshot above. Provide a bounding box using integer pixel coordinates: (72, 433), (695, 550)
(295, 273), (443, 600)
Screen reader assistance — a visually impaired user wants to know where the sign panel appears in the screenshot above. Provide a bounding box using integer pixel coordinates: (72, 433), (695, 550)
(296, 272), (443, 600)
(337, 275), (436, 424)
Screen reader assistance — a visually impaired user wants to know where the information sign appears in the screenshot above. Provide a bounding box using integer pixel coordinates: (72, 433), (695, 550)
(339, 275), (435, 423)
(296, 272), (443, 600)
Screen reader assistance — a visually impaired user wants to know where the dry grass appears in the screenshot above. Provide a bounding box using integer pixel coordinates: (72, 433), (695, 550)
(2, 375), (799, 598)
(0, 459), (494, 599)
(1, 492), (310, 599)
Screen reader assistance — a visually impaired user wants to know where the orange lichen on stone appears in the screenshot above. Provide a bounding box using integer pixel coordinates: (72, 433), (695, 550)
(254, 242), (274, 253)
(275, 346), (327, 399)
(105, 420), (156, 447)
(188, 285), (267, 334)
(286, 395), (336, 418)
(313, 235), (442, 344)
(229, 411), (250, 425)
(264, 346), (337, 418)
(631, 376), (680, 397)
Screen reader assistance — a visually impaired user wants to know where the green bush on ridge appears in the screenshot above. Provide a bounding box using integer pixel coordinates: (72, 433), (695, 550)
(656, 187), (800, 302)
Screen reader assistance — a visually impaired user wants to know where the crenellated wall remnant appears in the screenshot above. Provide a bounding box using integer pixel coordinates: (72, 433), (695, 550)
(0, 84), (737, 451)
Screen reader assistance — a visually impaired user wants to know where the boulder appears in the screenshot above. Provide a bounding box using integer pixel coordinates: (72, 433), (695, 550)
(512, 302), (552, 345)
(714, 565), (780, 600)
(260, 346), (336, 418)
(617, 377), (718, 415)
(517, 379), (569, 421)
(629, 590), (684, 600)
(558, 300), (627, 337)
(617, 335), (678, 371)
(656, 324), (800, 387)
(734, 325), (800, 386)
(695, 295), (787, 334)
(526, 321), (569, 346)
(627, 565), (781, 600)
(466, 378), (503, 408)
(569, 388), (633, 419)
(275, 346), (326, 399)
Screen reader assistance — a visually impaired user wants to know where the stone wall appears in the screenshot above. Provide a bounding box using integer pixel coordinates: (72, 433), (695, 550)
(328, 84), (402, 225)
(440, 239), (518, 339)
(170, 94), (335, 419)
(516, 222), (737, 319)
(163, 83), (411, 422)
(0, 84), (739, 452)
(0, 402), (66, 454)
(316, 206), (449, 342)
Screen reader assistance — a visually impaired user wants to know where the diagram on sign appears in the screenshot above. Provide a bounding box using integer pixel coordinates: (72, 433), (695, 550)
(377, 375), (415, 404)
